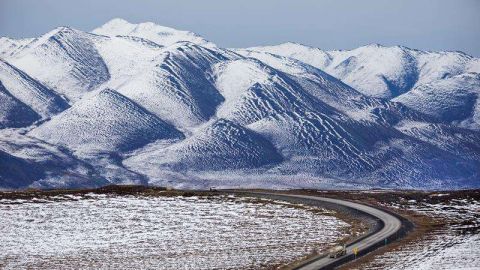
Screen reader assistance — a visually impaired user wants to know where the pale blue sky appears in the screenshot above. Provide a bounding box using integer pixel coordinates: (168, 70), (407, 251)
(1, 0), (479, 56)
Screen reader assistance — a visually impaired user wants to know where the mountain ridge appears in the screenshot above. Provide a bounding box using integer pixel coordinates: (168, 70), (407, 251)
(244, 42), (480, 129)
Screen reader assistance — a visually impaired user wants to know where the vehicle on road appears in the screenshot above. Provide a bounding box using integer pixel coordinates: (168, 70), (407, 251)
(328, 245), (346, 258)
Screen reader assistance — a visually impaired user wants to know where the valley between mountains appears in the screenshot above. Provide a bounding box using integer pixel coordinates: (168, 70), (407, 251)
(1, 18), (479, 190)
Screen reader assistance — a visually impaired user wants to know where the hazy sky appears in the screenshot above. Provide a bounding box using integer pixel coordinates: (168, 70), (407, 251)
(1, 0), (479, 56)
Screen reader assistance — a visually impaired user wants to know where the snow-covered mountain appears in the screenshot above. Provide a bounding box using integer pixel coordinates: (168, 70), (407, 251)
(246, 42), (480, 129)
(0, 19), (479, 190)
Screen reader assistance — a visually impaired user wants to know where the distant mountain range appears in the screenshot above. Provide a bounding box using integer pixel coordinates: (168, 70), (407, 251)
(1, 19), (479, 189)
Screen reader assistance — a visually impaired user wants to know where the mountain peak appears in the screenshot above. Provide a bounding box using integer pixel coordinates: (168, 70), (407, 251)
(97, 18), (177, 33)
(356, 43), (419, 53)
(29, 26), (88, 48)
(275, 42), (321, 51)
(45, 26), (79, 37)
(281, 41), (308, 47)
(93, 18), (136, 34)
(363, 43), (384, 48)
(105, 18), (131, 26)
(92, 18), (213, 47)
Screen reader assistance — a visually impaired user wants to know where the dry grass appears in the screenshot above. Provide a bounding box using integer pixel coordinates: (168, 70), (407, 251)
(0, 185), (221, 200)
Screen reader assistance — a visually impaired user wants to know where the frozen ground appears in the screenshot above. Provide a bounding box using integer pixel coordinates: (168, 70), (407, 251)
(356, 195), (480, 270)
(0, 194), (349, 269)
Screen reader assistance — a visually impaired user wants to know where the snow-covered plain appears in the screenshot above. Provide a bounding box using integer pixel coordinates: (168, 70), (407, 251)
(357, 196), (480, 270)
(0, 194), (349, 269)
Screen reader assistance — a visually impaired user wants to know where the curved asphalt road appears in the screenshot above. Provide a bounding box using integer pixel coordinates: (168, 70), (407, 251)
(234, 192), (403, 270)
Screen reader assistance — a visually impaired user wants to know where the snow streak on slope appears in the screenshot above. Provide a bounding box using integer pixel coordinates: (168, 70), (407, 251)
(3, 27), (110, 101)
(0, 59), (69, 119)
(30, 89), (183, 154)
(92, 18), (213, 47)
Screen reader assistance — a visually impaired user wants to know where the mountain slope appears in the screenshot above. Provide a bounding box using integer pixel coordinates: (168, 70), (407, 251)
(0, 59), (69, 118)
(117, 42), (234, 130)
(212, 58), (327, 125)
(394, 73), (480, 129)
(30, 89), (184, 154)
(92, 34), (164, 87)
(0, 37), (34, 59)
(3, 27), (110, 101)
(125, 119), (282, 173)
(0, 81), (40, 128)
(0, 150), (46, 188)
(0, 130), (104, 189)
(244, 42), (333, 70)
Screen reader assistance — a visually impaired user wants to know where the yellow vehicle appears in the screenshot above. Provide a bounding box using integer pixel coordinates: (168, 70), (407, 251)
(328, 245), (347, 258)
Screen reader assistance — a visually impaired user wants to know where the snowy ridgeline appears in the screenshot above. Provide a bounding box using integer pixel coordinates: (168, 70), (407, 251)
(0, 194), (349, 269)
(0, 18), (479, 189)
